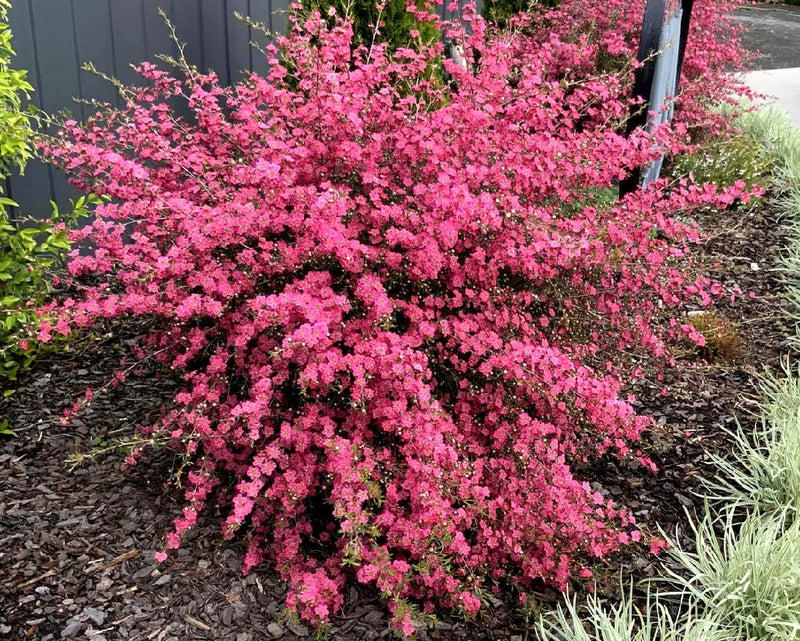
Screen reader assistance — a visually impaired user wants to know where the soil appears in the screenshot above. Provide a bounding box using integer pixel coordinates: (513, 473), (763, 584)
(1, 196), (793, 641)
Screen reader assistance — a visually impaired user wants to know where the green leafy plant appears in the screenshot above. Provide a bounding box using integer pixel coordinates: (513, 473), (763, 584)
(0, 0), (32, 178)
(669, 134), (770, 192)
(0, 0), (95, 391)
(538, 586), (730, 641)
(663, 507), (800, 641)
(1, 196), (97, 384)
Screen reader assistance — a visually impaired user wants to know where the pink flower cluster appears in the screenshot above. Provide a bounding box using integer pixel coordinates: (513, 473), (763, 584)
(44, 0), (752, 631)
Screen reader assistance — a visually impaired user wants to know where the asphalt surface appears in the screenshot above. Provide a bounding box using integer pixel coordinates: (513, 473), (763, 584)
(734, 3), (800, 126)
(735, 3), (800, 70)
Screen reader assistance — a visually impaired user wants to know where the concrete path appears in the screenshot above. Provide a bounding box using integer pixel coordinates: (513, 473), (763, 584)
(735, 4), (800, 127)
(741, 67), (800, 127)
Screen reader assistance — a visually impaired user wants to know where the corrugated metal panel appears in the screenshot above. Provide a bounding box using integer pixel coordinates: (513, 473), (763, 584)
(5, 0), (480, 217)
(5, 1), (53, 219)
(73, 0), (120, 109)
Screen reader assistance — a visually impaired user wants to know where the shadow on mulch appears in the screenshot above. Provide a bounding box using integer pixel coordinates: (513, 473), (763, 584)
(0, 201), (794, 641)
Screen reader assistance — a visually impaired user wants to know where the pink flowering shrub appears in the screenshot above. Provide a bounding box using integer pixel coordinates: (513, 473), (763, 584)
(45, 0), (752, 631)
(539, 0), (751, 125)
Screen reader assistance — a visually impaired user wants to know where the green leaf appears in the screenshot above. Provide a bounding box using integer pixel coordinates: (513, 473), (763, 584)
(0, 419), (15, 437)
(45, 236), (70, 251)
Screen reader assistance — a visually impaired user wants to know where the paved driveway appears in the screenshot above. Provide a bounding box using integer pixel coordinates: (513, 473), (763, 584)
(735, 3), (800, 126)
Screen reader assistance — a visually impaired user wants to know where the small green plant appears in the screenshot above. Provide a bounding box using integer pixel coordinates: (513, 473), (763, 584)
(669, 135), (770, 192)
(537, 586), (730, 641)
(703, 366), (800, 517)
(663, 507), (800, 641)
(65, 428), (171, 472)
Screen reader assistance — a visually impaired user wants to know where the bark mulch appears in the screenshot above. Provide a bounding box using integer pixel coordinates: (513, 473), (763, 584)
(0, 201), (794, 641)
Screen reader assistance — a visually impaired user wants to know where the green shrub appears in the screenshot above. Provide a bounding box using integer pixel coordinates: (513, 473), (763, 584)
(482, 0), (558, 30)
(0, 0), (32, 179)
(298, 0), (440, 51)
(668, 134), (771, 191)
(0, 0), (93, 393)
(0, 197), (96, 387)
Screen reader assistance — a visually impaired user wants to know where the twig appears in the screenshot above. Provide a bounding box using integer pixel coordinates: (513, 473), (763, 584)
(85, 548), (140, 575)
(17, 568), (57, 590)
(181, 614), (212, 631)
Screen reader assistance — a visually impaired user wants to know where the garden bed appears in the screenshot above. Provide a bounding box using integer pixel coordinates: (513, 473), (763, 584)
(0, 198), (791, 641)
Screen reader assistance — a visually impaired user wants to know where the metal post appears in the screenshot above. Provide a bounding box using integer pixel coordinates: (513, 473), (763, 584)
(619, 0), (694, 198)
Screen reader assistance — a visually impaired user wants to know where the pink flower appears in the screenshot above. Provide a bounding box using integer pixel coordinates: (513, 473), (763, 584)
(649, 539), (670, 555)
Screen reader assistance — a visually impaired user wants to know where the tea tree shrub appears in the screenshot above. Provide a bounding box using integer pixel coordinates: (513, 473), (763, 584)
(45, 0), (753, 631)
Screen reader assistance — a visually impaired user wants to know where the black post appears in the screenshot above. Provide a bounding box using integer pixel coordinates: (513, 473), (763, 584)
(619, 0), (667, 198)
(676, 0), (694, 93)
(619, 0), (694, 198)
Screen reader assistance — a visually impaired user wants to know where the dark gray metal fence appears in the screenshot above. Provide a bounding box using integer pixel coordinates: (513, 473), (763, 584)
(6, 0), (479, 217)
(7, 0), (289, 216)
